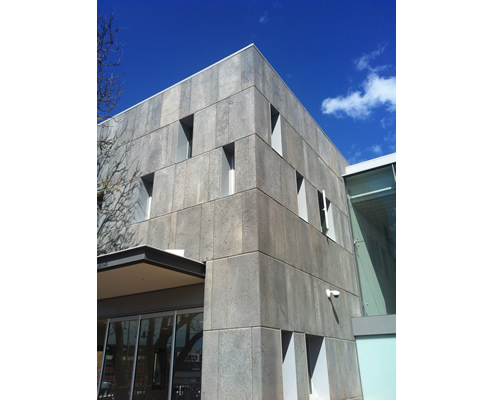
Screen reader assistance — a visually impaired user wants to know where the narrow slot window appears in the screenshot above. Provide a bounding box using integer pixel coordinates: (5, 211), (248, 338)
(176, 114), (194, 162)
(270, 104), (283, 156)
(319, 190), (337, 242)
(305, 335), (330, 400)
(318, 191), (328, 235)
(135, 173), (154, 222)
(221, 143), (235, 197)
(281, 331), (298, 400)
(296, 172), (308, 222)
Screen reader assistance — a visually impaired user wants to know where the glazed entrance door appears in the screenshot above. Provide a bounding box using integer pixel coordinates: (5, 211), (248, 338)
(97, 309), (203, 400)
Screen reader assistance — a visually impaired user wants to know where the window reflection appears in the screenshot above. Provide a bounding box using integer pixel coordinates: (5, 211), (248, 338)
(97, 319), (108, 386)
(99, 319), (139, 399)
(133, 316), (174, 400)
(346, 165), (396, 316)
(171, 312), (203, 400)
(97, 310), (203, 400)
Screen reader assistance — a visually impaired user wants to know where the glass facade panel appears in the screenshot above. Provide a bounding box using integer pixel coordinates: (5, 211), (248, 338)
(171, 312), (203, 400)
(97, 309), (203, 400)
(97, 319), (108, 385)
(99, 319), (140, 399)
(133, 315), (175, 400)
(355, 335), (396, 400)
(346, 165), (396, 316)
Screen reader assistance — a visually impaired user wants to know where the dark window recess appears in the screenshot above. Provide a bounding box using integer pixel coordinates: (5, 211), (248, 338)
(135, 173), (154, 222)
(177, 114), (194, 162)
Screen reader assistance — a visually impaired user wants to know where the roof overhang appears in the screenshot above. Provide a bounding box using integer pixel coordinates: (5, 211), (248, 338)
(97, 246), (206, 300)
(344, 152), (396, 177)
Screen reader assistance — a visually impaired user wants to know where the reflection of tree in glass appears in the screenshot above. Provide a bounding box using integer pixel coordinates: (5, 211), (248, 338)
(171, 313), (203, 400)
(100, 314), (203, 399)
(108, 321), (138, 399)
(174, 313), (203, 368)
(131, 317), (171, 399)
(131, 314), (203, 399)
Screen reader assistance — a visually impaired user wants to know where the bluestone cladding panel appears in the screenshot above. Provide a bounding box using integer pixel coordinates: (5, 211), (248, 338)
(97, 45), (362, 400)
(193, 104), (217, 156)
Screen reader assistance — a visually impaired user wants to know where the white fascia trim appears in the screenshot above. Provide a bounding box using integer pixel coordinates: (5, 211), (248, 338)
(344, 153), (396, 177)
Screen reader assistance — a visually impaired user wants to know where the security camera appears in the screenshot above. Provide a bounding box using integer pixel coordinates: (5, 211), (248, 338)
(326, 289), (340, 298)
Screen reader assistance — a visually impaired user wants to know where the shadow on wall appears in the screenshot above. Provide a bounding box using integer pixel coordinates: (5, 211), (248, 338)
(97, 115), (142, 255)
(327, 296), (340, 325)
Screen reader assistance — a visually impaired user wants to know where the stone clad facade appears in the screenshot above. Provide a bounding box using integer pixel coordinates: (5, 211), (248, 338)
(97, 44), (363, 400)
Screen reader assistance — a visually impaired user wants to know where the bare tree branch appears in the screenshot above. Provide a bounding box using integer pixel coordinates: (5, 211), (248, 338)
(97, 11), (140, 255)
(97, 12), (124, 122)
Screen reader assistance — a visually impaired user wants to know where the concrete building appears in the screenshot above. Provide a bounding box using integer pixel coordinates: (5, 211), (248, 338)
(97, 44), (396, 400)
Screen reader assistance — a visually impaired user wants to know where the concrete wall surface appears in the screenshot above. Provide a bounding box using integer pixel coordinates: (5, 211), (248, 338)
(201, 327), (362, 399)
(98, 44), (363, 399)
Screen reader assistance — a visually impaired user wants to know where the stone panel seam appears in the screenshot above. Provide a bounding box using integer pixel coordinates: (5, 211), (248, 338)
(252, 85), (347, 177)
(204, 327), (253, 333)
(97, 45), (257, 125)
(142, 187), (257, 226)
(255, 185), (353, 254)
(255, 249), (360, 297)
(103, 188), (260, 259)
(247, 49), (348, 163)
(209, 249), (261, 263)
(100, 85), (258, 156)
(230, 327), (358, 341)
(107, 131), (258, 190)
(325, 337), (358, 343)
(98, 233), (359, 297)
(253, 126), (348, 217)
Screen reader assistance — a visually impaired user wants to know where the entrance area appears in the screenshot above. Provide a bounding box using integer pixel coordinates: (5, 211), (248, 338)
(97, 308), (203, 400)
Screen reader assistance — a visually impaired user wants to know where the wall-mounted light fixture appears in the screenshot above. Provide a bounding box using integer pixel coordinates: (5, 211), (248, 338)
(326, 289), (340, 298)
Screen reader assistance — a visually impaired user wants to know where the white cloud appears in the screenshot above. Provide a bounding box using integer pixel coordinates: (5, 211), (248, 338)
(321, 73), (396, 119)
(347, 133), (395, 164)
(364, 73), (396, 111)
(348, 143), (386, 164)
(322, 46), (395, 119)
(369, 144), (383, 154)
(259, 11), (268, 24)
(354, 44), (387, 72)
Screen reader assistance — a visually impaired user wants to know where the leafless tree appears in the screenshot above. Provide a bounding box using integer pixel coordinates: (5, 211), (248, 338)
(98, 12), (124, 122)
(97, 13), (140, 255)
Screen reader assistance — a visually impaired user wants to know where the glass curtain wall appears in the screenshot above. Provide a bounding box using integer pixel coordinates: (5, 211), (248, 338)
(356, 335), (396, 400)
(97, 309), (203, 400)
(346, 165), (396, 316)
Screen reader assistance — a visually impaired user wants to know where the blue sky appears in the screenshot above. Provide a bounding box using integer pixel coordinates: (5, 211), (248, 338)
(98, 0), (396, 164)
(5, 3), (492, 395)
